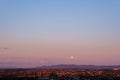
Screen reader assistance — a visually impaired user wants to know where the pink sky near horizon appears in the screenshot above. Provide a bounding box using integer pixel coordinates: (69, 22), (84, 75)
(0, 36), (120, 68)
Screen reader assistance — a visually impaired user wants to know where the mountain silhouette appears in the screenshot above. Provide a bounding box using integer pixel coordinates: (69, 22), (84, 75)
(38, 64), (120, 69)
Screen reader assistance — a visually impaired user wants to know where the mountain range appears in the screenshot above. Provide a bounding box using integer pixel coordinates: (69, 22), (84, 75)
(38, 64), (120, 69)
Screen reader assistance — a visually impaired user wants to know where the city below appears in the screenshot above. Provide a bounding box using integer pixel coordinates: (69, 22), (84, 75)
(0, 64), (120, 80)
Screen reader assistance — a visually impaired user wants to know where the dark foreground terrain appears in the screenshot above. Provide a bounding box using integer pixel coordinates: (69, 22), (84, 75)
(0, 68), (120, 80)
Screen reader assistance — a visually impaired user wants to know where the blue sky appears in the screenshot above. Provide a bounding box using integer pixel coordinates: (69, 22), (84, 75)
(0, 0), (120, 67)
(1, 0), (120, 37)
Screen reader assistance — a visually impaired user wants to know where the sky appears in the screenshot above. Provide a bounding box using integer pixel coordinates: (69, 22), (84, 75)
(0, 0), (120, 68)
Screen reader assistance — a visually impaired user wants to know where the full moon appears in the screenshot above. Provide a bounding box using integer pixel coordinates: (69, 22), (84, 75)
(70, 56), (75, 60)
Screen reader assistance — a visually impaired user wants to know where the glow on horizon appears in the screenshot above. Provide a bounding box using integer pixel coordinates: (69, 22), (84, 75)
(0, 0), (120, 68)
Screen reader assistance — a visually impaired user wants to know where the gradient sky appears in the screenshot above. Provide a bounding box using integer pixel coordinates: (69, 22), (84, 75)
(0, 0), (120, 68)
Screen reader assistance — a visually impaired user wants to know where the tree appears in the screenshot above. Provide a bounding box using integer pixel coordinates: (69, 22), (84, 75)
(49, 72), (59, 80)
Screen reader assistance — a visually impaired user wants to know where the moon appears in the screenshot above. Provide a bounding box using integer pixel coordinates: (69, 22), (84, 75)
(70, 56), (75, 60)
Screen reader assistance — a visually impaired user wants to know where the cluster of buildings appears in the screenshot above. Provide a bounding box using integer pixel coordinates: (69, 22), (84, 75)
(0, 69), (120, 80)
